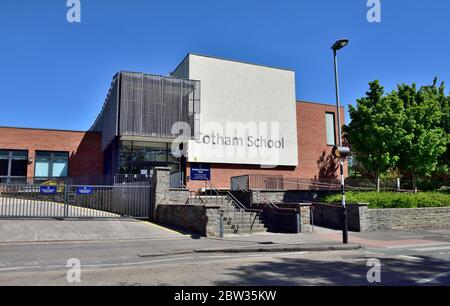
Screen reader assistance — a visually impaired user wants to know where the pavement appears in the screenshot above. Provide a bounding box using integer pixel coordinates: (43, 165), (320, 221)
(0, 219), (182, 243)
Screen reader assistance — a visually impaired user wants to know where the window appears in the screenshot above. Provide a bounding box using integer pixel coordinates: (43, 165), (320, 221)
(0, 150), (9, 176)
(118, 141), (180, 174)
(0, 150), (28, 182)
(35, 152), (69, 178)
(325, 112), (336, 146)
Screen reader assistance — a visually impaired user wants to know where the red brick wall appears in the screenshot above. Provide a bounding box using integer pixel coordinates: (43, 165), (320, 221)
(186, 101), (347, 190)
(0, 127), (103, 177)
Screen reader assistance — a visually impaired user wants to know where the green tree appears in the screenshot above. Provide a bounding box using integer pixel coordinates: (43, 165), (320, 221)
(438, 84), (450, 175)
(396, 79), (449, 192)
(344, 81), (406, 191)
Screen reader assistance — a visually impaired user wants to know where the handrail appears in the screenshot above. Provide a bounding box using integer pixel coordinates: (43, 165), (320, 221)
(206, 180), (261, 213)
(180, 182), (207, 205)
(205, 180), (264, 235)
(231, 177), (297, 213)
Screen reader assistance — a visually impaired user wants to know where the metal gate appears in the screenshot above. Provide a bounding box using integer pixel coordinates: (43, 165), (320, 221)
(0, 183), (153, 220)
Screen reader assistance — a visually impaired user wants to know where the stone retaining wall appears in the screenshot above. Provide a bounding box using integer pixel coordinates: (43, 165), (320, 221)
(367, 207), (450, 231)
(313, 203), (450, 232)
(156, 204), (221, 237)
(312, 203), (368, 232)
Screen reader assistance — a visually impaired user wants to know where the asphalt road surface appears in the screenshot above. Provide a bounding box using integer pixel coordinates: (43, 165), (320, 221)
(1, 238), (450, 286)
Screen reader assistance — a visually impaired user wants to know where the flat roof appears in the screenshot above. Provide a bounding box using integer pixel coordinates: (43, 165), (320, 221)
(297, 100), (345, 108)
(172, 53), (295, 75)
(0, 125), (98, 134)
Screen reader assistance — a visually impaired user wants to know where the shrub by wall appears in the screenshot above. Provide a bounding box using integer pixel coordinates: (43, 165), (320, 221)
(322, 191), (450, 209)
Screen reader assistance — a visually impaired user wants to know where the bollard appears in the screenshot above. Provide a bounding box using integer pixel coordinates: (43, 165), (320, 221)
(219, 213), (224, 238)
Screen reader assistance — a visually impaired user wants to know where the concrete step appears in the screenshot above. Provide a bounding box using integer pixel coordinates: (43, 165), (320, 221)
(223, 217), (264, 224)
(225, 221), (267, 227)
(223, 227), (268, 235)
(223, 212), (261, 219)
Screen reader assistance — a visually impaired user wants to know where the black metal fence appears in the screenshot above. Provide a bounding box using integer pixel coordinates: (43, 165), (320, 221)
(0, 175), (153, 220)
(0, 174), (152, 186)
(231, 174), (429, 192)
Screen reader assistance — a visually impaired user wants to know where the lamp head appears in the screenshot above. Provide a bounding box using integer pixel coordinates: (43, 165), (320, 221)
(332, 39), (349, 51)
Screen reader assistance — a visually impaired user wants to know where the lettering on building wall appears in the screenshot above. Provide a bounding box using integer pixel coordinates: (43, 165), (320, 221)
(195, 134), (285, 150)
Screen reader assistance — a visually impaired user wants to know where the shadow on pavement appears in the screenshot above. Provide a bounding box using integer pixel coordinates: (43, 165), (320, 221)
(214, 255), (450, 286)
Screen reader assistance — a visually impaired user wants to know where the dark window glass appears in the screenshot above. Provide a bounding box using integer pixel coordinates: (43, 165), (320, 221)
(10, 159), (28, 176)
(36, 152), (52, 158)
(0, 150), (9, 158)
(117, 141), (179, 174)
(0, 159), (8, 176)
(0, 150), (28, 178)
(12, 151), (28, 158)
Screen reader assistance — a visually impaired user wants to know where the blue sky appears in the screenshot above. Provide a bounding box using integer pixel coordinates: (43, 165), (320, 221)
(1, 0), (449, 130)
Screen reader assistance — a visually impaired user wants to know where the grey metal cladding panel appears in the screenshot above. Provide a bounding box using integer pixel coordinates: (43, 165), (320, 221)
(120, 72), (143, 137)
(119, 72), (200, 139)
(91, 77), (119, 151)
(142, 74), (163, 136)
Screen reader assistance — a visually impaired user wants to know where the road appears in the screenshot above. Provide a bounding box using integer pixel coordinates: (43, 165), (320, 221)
(1, 237), (450, 286)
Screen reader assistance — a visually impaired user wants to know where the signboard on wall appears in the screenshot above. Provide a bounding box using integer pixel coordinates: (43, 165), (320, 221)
(190, 164), (211, 181)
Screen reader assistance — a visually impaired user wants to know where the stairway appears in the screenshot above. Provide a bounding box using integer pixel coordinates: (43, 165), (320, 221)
(189, 195), (269, 235)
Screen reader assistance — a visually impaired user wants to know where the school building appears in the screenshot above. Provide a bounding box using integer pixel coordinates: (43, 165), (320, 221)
(0, 53), (346, 189)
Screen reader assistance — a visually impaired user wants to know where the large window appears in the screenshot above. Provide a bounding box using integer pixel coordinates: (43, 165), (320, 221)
(118, 141), (179, 174)
(0, 150), (28, 182)
(35, 152), (69, 178)
(325, 112), (336, 146)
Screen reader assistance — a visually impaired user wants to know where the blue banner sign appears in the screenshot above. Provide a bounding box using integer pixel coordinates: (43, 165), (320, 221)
(76, 186), (94, 195)
(40, 186), (57, 195)
(190, 164), (211, 181)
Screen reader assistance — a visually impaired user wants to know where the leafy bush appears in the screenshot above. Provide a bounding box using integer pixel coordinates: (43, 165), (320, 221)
(321, 191), (450, 209)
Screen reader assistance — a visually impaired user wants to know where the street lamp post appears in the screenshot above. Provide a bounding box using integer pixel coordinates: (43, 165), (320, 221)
(331, 39), (349, 244)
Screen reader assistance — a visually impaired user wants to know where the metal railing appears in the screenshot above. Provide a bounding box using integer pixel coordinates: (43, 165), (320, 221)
(180, 181), (207, 205)
(199, 180), (263, 235)
(170, 172), (184, 188)
(0, 174), (152, 187)
(233, 174), (419, 192)
(0, 184), (152, 219)
(231, 177), (297, 213)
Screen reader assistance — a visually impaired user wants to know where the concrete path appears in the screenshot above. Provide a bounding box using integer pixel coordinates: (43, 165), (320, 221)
(0, 219), (183, 243)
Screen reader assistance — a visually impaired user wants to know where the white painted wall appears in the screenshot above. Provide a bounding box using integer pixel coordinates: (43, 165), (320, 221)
(173, 54), (298, 167)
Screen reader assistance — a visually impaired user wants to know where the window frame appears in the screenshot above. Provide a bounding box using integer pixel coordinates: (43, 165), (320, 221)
(325, 112), (337, 146)
(0, 149), (29, 181)
(34, 151), (69, 179)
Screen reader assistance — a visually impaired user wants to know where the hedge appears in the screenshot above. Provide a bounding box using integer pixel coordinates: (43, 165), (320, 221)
(321, 191), (450, 209)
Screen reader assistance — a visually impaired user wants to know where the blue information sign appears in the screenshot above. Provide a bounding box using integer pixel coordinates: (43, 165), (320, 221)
(40, 186), (57, 195)
(190, 164), (211, 181)
(76, 186), (94, 195)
